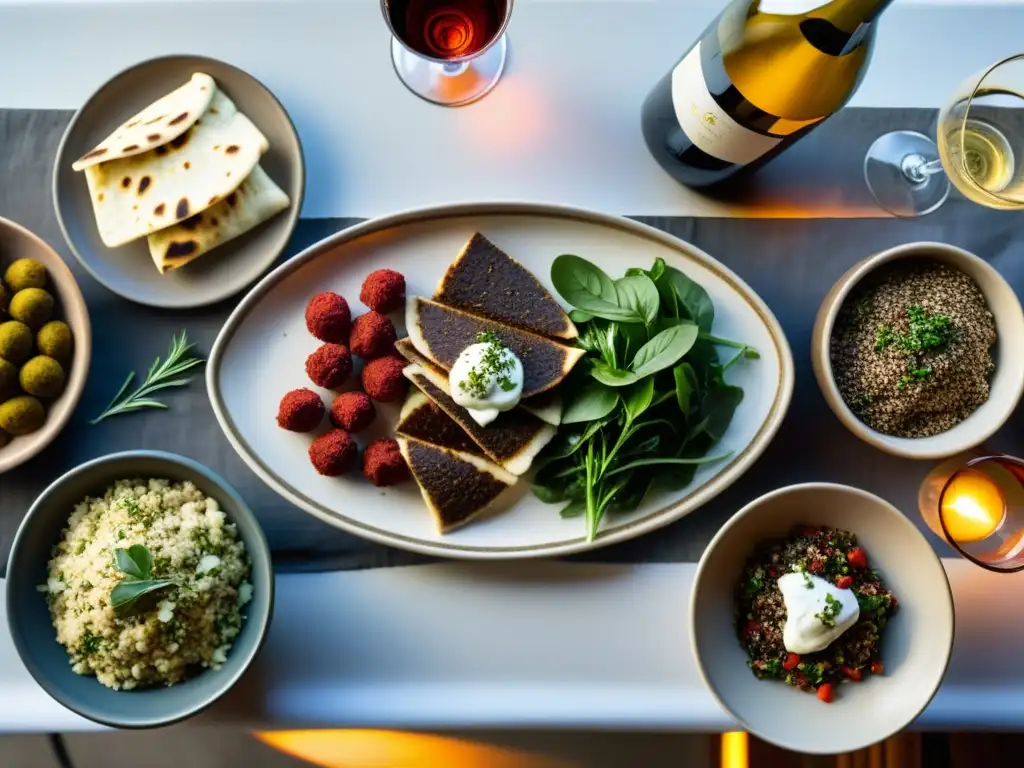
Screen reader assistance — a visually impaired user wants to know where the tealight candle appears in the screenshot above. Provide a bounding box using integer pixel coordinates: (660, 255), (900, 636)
(940, 468), (1006, 543)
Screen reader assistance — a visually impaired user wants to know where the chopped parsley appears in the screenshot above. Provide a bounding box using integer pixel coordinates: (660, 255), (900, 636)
(802, 571), (814, 589)
(815, 593), (843, 628)
(745, 576), (764, 596)
(856, 593), (889, 612)
(81, 632), (102, 654)
(458, 332), (517, 399)
(877, 305), (956, 387)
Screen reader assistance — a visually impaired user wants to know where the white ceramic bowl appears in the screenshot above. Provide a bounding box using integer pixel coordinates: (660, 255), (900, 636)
(691, 483), (954, 755)
(811, 242), (1024, 460)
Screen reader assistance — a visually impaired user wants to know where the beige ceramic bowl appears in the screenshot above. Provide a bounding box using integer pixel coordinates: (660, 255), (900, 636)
(0, 217), (91, 473)
(812, 242), (1024, 460)
(691, 483), (954, 755)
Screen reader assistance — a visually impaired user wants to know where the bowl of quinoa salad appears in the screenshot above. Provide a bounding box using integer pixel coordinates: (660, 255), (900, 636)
(737, 526), (897, 701)
(812, 242), (1024, 460)
(6, 451), (273, 728)
(691, 483), (953, 755)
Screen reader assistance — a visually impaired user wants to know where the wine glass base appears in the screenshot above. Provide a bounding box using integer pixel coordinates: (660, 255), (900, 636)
(864, 131), (950, 217)
(391, 35), (507, 107)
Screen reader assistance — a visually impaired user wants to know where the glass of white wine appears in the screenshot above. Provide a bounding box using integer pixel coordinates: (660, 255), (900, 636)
(865, 53), (1024, 216)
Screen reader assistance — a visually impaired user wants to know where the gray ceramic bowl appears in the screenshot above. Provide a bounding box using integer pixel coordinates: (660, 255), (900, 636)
(53, 54), (304, 308)
(811, 242), (1024, 460)
(691, 483), (953, 754)
(0, 216), (92, 474)
(6, 451), (274, 728)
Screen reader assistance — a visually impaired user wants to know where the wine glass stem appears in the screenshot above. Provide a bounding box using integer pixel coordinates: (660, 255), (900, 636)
(442, 61), (468, 77)
(901, 155), (945, 184)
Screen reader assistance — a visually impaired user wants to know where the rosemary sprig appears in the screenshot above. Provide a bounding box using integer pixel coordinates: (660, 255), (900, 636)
(90, 330), (204, 424)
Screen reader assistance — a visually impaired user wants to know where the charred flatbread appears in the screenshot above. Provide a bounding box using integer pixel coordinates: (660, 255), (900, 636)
(397, 390), (484, 457)
(403, 363), (555, 476)
(396, 337), (563, 426)
(397, 436), (516, 533)
(433, 232), (578, 340)
(406, 297), (583, 398)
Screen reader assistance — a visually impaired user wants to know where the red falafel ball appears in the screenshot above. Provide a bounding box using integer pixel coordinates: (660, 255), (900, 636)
(349, 311), (397, 359)
(305, 343), (352, 389)
(330, 391), (376, 432)
(361, 355), (408, 403)
(360, 269), (406, 313)
(362, 438), (409, 487)
(308, 428), (357, 476)
(276, 388), (325, 432)
(305, 291), (351, 342)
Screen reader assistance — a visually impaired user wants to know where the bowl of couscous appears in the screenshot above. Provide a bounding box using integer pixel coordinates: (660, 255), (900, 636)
(5, 450), (273, 728)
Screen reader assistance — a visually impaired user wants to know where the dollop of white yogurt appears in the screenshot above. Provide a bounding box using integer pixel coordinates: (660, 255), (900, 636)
(777, 571), (860, 655)
(449, 339), (524, 426)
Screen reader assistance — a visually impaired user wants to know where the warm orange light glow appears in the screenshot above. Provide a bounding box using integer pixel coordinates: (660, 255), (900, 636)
(942, 468), (1005, 543)
(457, 75), (550, 153)
(721, 731), (749, 768)
(254, 729), (576, 768)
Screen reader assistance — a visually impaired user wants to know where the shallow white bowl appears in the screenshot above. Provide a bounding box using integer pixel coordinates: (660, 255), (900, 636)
(691, 483), (954, 755)
(811, 242), (1024, 460)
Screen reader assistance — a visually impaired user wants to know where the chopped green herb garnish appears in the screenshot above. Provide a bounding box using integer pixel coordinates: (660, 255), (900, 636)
(458, 333), (518, 399)
(745, 576), (763, 596)
(815, 593), (843, 628)
(81, 632), (102, 654)
(802, 571), (814, 589)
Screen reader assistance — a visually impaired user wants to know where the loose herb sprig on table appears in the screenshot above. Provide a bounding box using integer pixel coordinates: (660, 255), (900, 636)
(532, 255), (759, 540)
(110, 544), (175, 616)
(91, 330), (204, 424)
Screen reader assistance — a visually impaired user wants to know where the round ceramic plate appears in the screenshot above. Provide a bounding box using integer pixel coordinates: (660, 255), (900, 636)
(53, 55), (304, 308)
(207, 202), (795, 558)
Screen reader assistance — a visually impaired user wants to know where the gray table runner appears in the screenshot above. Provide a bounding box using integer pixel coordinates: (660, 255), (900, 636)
(2, 107), (1023, 572)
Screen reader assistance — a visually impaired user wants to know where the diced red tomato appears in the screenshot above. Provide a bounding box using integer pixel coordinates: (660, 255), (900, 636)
(801, 525), (820, 536)
(768, 567), (779, 578)
(743, 620), (761, 636)
(816, 683), (834, 703)
(783, 652), (801, 671)
(809, 560), (824, 574)
(836, 575), (853, 589)
(840, 665), (862, 682)
(870, 660), (884, 675)
(890, 596), (898, 609)
(847, 547), (869, 569)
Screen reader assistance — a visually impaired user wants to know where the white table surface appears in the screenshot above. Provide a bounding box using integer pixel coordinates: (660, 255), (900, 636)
(1, 0), (1023, 219)
(3, 0), (1024, 735)
(3, 560), (1024, 733)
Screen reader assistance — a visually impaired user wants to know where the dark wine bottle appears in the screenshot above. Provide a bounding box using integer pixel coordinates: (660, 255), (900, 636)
(641, 0), (895, 188)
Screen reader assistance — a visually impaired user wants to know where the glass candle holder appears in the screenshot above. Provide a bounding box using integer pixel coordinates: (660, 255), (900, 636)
(918, 453), (1024, 572)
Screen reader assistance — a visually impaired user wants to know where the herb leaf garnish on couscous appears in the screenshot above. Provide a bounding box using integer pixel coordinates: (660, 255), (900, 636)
(111, 544), (175, 617)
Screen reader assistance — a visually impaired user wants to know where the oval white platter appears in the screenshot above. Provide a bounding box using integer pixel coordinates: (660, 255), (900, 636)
(207, 203), (794, 558)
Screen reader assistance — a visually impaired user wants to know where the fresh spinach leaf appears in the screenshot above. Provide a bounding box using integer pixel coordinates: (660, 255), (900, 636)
(114, 544), (153, 580)
(591, 361), (639, 387)
(559, 499), (586, 518)
(649, 257), (667, 283)
(631, 322), (699, 378)
(562, 381), (619, 424)
(695, 384), (744, 442)
(614, 275), (659, 326)
(622, 377), (655, 423)
(111, 579), (175, 616)
(657, 265), (715, 332)
(606, 453), (732, 477)
(569, 309), (594, 324)
(673, 362), (698, 415)
(551, 255), (643, 323)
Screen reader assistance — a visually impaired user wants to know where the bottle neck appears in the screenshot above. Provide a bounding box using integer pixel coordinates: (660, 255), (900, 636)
(800, 0), (895, 55)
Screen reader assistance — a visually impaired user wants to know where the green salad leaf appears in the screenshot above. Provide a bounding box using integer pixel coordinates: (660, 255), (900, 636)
(540, 253), (758, 540)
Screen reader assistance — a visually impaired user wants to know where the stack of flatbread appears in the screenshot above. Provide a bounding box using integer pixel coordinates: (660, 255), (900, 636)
(72, 72), (290, 273)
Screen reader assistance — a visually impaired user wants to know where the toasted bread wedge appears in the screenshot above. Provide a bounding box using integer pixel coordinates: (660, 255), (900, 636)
(403, 363), (555, 476)
(434, 232), (577, 340)
(397, 390), (484, 457)
(406, 297), (584, 398)
(397, 436), (516, 533)
(395, 337), (562, 425)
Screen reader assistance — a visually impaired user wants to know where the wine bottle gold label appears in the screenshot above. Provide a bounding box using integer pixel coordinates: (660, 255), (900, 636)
(671, 44), (782, 165)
